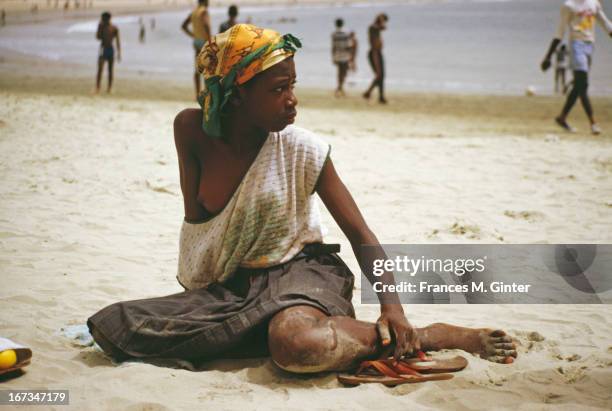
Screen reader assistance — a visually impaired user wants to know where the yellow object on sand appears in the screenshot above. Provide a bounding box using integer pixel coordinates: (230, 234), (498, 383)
(0, 349), (17, 369)
(0, 337), (32, 376)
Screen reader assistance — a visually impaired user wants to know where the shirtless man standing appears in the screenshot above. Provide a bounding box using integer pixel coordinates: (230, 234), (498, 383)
(363, 13), (388, 104)
(95, 11), (121, 94)
(181, 0), (211, 99)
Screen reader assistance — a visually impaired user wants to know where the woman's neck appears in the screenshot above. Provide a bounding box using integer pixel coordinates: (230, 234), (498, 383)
(222, 118), (268, 155)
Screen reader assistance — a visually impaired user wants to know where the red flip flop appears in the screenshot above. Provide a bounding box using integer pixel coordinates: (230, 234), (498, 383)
(337, 352), (467, 387)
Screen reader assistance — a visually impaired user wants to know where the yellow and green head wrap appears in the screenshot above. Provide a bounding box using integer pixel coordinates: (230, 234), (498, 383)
(196, 24), (302, 139)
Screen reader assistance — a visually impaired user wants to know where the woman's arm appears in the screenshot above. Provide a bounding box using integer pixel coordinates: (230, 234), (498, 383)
(174, 109), (207, 222)
(542, 5), (570, 70)
(315, 157), (420, 359)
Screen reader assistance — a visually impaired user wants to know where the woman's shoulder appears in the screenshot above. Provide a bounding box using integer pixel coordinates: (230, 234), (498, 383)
(174, 108), (201, 128)
(279, 125), (329, 151)
(173, 108), (208, 152)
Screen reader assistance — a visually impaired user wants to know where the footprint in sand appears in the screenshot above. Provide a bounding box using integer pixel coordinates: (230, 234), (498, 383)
(449, 222), (481, 239)
(556, 365), (587, 384)
(594, 158), (612, 173)
(503, 210), (545, 223)
(513, 330), (546, 352)
(145, 180), (176, 196)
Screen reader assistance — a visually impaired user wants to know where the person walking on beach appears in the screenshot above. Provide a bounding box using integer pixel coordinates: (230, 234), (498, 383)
(95, 11), (121, 94)
(541, 0), (612, 135)
(138, 17), (146, 44)
(363, 14), (388, 104)
(554, 44), (568, 94)
(348, 31), (358, 72)
(181, 0), (211, 99)
(87, 24), (517, 377)
(1, 9), (5, 27)
(331, 18), (351, 97)
(219, 4), (238, 34)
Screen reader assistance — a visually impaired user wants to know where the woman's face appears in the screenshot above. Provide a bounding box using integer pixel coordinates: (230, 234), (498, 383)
(239, 57), (298, 133)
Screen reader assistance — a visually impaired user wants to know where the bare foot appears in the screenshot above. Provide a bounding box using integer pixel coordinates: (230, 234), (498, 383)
(418, 323), (517, 364)
(473, 328), (517, 363)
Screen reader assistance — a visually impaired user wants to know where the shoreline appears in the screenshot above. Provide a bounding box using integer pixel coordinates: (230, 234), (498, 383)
(2, 46), (610, 140)
(0, 0), (428, 25)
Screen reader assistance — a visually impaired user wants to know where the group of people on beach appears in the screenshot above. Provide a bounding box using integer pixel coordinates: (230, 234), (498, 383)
(93, 0), (611, 136)
(331, 13), (389, 104)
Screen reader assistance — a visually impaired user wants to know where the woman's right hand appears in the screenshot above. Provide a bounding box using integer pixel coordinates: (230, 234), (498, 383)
(377, 304), (420, 360)
(541, 59), (551, 72)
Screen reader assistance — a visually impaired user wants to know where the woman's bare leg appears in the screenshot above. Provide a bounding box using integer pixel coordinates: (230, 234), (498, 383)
(268, 305), (517, 373)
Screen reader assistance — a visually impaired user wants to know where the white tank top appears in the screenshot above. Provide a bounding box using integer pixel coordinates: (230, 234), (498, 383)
(177, 125), (331, 290)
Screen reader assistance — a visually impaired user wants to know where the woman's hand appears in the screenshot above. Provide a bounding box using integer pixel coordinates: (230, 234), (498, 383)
(376, 304), (420, 360)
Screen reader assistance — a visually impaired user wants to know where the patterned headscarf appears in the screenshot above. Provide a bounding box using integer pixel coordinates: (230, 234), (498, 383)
(196, 24), (302, 139)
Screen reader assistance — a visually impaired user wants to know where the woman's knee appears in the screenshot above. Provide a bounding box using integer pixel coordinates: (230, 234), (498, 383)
(268, 309), (338, 373)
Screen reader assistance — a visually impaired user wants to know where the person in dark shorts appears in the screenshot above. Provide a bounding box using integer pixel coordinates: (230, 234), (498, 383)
(363, 13), (388, 104)
(88, 24), (517, 373)
(332, 18), (351, 97)
(219, 4), (239, 33)
(95, 11), (121, 94)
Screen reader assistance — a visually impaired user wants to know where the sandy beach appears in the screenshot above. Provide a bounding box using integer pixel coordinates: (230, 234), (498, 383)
(1, 2), (612, 409)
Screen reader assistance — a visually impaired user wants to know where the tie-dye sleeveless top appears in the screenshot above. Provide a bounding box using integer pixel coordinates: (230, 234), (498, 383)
(177, 125), (331, 290)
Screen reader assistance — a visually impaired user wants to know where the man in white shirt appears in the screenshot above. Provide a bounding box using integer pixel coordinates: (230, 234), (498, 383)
(540, 0), (612, 135)
(332, 18), (352, 97)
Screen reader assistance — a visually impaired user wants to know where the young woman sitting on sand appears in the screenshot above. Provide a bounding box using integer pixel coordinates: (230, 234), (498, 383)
(87, 24), (517, 375)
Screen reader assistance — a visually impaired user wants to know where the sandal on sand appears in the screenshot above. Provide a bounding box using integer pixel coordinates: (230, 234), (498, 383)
(0, 337), (32, 376)
(337, 353), (468, 386)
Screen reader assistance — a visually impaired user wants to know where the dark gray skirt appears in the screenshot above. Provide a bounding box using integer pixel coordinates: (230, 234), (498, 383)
(87, 244), (356, 361)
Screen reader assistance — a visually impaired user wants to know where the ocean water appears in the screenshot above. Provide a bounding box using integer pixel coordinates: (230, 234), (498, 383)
(1, 0), (611, 95)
